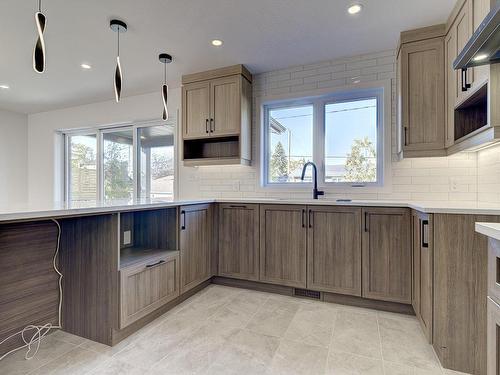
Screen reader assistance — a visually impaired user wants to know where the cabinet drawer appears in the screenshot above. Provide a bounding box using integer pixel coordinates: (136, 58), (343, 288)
(120, 253), (180, 328)
(489, 238), (500, 305)
(487, 297), (500, 375)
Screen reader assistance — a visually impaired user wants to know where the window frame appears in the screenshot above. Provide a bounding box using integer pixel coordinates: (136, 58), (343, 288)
(62, 119), (176, 202)
(258, 81), (390, 192)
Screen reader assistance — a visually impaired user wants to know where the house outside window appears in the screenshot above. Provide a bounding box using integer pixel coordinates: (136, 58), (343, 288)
(63, 121), (175, 201)
(262, 87), (384, 188)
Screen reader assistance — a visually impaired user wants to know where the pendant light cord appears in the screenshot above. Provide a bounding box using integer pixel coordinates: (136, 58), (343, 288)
(117, 29), (120, 57)
(38, 0), (41, 12)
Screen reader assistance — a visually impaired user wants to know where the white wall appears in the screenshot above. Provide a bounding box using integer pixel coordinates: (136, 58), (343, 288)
(27, 90), (183, 204)
(0, 109), (28, 205)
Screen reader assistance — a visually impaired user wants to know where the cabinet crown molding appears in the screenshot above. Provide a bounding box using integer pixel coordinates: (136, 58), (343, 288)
(182, 64), (252, 85)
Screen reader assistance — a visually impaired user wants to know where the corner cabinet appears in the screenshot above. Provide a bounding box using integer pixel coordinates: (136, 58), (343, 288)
(397, 25), (446, 158)
(362, 207), (412, 303)
(182, 65), (252, 166)
(179, 204), (213, 293)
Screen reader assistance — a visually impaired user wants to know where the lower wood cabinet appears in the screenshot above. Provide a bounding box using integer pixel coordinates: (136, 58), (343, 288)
(487, 296), (500, 375)
(259, 205), (307, 288)
(180, 204), (213, 293)
(120, 252), (179, 329)
(362, 207), (411, 303)
(218, 203), (259, 281)
(412, 211), (433, 342)
(307, 206), (362, 296)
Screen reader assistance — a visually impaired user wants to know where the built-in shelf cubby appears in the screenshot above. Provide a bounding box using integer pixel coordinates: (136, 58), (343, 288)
(119, 208), (177, 269)
(454, 84), (488, 141)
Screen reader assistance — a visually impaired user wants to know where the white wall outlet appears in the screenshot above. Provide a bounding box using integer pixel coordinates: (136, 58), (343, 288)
(123, 230), (131, 245)
(232, 181), (240, 191)
(450, 178), (459, 192)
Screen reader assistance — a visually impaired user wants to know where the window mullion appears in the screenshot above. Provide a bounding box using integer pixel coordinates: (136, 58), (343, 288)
(97, 129), (103, 201)
(313, 100), (325, 186)
(132, 125), (138, 200)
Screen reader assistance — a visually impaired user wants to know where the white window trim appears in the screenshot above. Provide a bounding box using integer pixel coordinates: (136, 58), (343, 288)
(255, 79), (393, 194)
(60, 117), (178, 202)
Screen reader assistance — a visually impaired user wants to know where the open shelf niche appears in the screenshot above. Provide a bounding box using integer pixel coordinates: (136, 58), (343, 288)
(454, 83), (488, 141)
(119, 208), (178, 269)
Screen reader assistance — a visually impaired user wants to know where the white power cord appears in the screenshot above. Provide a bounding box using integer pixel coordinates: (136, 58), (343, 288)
(0, 218), (63, 361)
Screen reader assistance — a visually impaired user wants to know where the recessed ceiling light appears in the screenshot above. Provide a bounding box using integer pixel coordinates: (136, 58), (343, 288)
(347, 4), (363, 14)
(81, 63), (92, 70)
(473, 53), (489, 61)
(211, 39), (223, 47)
(0, 84), (9, 89)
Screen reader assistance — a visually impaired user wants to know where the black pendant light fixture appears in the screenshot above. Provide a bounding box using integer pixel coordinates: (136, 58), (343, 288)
(33, 0), (46, 73)
(159, 53), (172, 121)
(110, 19), (127, 102)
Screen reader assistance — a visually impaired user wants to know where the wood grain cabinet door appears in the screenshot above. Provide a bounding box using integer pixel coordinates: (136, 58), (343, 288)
(400, 38), (445, 152)
(218, 203), (259, 281)
(120, 254), (179, 329)
(307, 206), (362, 296)
(182, 81), (211, 139)
(259, 205), (307, 288)
(487, 297), (500, 375)
(180, 204), (212, 293)
(362, 207), (411, 304)
(445, 30), (457, 147)
(210, 76), (241, 137)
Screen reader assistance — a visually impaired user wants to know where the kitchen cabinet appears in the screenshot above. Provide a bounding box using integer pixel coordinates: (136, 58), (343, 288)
(397, 25), (446, 157)
(259, 205), (307, 288)
(411, 211), (433, 343)
(183, 81), (211, 139)
(433, 214), (500, 375)
(487, 297), (500, 375)
(179, 204), (213, 293)
(445, 30), (457, 147)
(218, 203), (259, 281)
(119, 252), (179, 329)
(362, 207), (411, 303)
(182, 65), (252, 166)
(307, 206), (362, 296)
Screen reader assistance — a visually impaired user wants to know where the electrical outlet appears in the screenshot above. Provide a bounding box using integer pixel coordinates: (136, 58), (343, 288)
(450, 178), (459, 192)
(123, 230), (131, 245)
(232, 181), (240, 191)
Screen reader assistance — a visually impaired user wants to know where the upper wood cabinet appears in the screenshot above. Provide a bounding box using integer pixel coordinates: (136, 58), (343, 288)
(259, 205), (307, 288)
(179, 204), (213, 293)
(397, 25), (446, 157)
(362, 207), (412, 304)
(218, 203), (260, 281)
(182, 65), (252, 166)
(307, 206), (362, 296)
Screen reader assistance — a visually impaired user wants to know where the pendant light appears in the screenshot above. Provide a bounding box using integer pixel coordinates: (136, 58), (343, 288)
(110, 19), (127, 102)
(159, 53), (172, 121)
(33, 0), (46, 73)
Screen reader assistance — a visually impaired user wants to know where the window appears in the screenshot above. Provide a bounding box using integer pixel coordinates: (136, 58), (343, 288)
(263, 87), (383, 187)
(64, 122), (175, 201)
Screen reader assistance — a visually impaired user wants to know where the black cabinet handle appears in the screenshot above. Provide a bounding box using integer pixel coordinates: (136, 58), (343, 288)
(308, 209), (313, 228)
(421, 219), (429, 248)
(210, 118), (214, 132)
(146, 260), (165, 269)
(461, 68), (471, 92)
(181, 210), (186, 230)
(404, 127), (408, 146)
(205, 119), (209, 133)
(301, 209), (306, 228)
(364, 212), (369, 232)
(229, 205), (247, 209)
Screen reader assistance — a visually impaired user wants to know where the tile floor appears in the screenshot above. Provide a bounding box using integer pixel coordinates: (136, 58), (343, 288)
(1, 285), (469, 375)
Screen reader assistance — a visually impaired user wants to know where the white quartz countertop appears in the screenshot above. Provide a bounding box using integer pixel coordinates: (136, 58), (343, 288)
(475, 222), (500, 241)
(2, 197), (500, 222)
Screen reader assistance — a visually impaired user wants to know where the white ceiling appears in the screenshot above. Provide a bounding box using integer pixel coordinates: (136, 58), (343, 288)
(0, 0), (456, 114)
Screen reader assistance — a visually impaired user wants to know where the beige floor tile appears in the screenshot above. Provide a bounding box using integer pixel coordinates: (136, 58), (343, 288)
(326, 351), (384, 375)
(330, 310), (382, 359)
(284, 303), (337, 347)
(1, 335), (77, 375)
(207, 291), (268, 328)
(48, 331), (87, 346)
(268, 338), (328, 375)
(245, 296), (300, 338)
(205, 330), (280, 375)
(442, 369), (470, 375)
(29, 346), (107, 375)
(88, 358), (145, 375)
(378, 316), (441, 371)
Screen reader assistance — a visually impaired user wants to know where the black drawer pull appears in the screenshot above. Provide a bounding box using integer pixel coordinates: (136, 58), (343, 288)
(364, 212), (369, 232)
(229, 205), (247, 209)
(181, 210), (186, 230)
(146, 260), (165, 269)
(421, 220), (429, 248)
